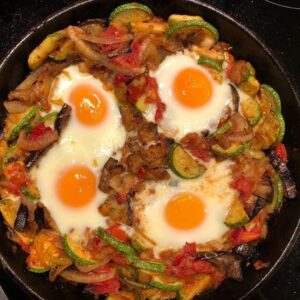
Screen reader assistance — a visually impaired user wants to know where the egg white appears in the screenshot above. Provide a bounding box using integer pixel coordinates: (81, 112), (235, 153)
(31, 65), (126, 235)
(148, 52), (233, 141)
(132, 159), (238, 256)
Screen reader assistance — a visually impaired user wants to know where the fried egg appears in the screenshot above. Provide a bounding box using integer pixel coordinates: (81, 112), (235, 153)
(31, 65), (126, 234)
(132, 159), (237, 256)
(147, 52), (233, 140)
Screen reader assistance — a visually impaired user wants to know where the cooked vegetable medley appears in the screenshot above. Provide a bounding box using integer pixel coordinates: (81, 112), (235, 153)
(0, 3), (296, 299)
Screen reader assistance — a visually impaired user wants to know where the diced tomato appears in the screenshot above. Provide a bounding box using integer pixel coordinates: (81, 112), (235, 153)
(116, 193), (128, 204)
(192, 260), (215, 273)
(229, 227), (261, 246)
(113, 74), (131, 84)
(274, 143), (288, 163)
(100, 26), (128, 53)
(92, 277), (120, 295)
(231, 175), (255, 198)
(191, 149), (212, 163)
(131, 40), (142, 54)
(137, 167), (146, 181)
(145, 76), (166, 122)
(183, 242), (197, 257)
(91, 236), (105, 250)
(27, 123), (53, 141)
(127, 85), (144, 104)
(112, 52), (140, 69)
(3, 161), (29, 194)
(107, 224), (127, 242)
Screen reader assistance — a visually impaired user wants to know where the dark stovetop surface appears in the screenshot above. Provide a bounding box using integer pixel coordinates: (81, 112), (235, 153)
(0, 0), (299, 299)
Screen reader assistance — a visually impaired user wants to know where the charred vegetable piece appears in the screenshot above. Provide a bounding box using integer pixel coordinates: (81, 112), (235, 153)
(269, 150), (296, 199)
(14, 204), (29, 232)
(149, 276), (183, 291)
(239, 76), (260, 97)
(128, 256), (166, 273)
(97, 228), (136, 256)
(208, 122), (232, 139)
(211, 142), (251, 159)
(271, 169), (284, 209)
(24, 149), (46, 169)
(167, 14), (203, 25)
(28, 32), (64, 69)
(177, 274), (212, 300)
(198, 55), (223, 72)
(224, 199), (249, 228)
(109, 2), (153, 26)
(260, 84), (281, 113)
(240, 97), (262, 126)
(168, 144), (206, 179)
(8, 107), (37, 141)
(54, 103), (72, 134)
(49, 40), (73, 61)
(233, 243), (256, 258)
(63, 233), (96, 265)
(166, 19), (219, 42)
(135, 96), (147, 113)
(230, 84), (240, 111)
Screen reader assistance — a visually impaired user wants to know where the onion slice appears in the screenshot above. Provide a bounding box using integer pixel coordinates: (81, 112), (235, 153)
(60, 268), (116, 284)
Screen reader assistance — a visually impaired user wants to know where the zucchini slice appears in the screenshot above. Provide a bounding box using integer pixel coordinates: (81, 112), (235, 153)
(149, 276), (183, 292)
(260, 84), (281, 113)
(167, 14), (203, 26)
(28, 32), (64, 70)
(8, 107), (37, 142)
(240, 97), (262, 126)
(208, 121), (232, 139)
(63, 233), (96, 265)
(271, 170), (284, 209)
(166, 19), (219, 42)
(49, 39), (73, 61)
(168, 144), (206, 179)
(239, 76), (260, 97)
(211, 142), (251, 159)
(109, 2), (153, 27)
(253, 111), (284, 150)
(198, 55), (223, 72)
(224, 199), (249, 228)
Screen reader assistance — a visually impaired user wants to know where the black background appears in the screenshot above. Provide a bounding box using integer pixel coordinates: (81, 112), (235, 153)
(0, 0), (299, 299)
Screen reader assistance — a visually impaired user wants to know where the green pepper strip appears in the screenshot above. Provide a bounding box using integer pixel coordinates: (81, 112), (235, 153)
(208, 121), (232, 140)
(2, 146), (17, 168)
(198, 56), (223, 72)
(128, 256), (166, 273)
(123, 278), (150, 289)
(149, 279), (183, 291)
(26, 111), (58, 133)
(21, 186), (40, 201)
(96, 228), (136, 256)
(8, 107), (37, 141)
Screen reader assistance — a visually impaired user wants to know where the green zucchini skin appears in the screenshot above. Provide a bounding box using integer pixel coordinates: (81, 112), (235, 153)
(198, 56), (223, 72)
(211, 142), (251, 159)
(168, 143), (206, 179)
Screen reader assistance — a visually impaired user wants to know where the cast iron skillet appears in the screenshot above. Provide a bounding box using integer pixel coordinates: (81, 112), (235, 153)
(0, 0), (299, 299)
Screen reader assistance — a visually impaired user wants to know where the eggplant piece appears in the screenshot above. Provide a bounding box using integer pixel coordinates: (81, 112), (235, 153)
(250, 197), (268, 218)
(54, 103), (72, 134)
(269, 150), (296, 199)
(24, 149), (46, 169)
(229, 83), (240, 112)
(34, 206), (50, 230)
(196, 251), (225, 260)
(14, 204), (29, 232)
(233, 243), (256, 258)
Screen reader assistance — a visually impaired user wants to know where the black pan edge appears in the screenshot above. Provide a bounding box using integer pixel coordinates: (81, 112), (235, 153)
(0, 1), (299, 299)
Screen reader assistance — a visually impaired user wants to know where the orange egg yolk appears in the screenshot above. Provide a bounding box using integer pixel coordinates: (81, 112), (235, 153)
(69, 84), (107, 125)
(57, 166), (96, 208)
(165, 192), (206, 230)
(173, 67), (213, 108)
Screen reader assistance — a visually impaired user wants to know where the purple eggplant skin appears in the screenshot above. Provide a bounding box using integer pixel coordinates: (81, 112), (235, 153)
(14, 204), (29, 232)
(269, 150), (296, 199)
(54, 103), (72, 135)
(229, 84), (240, 112)
(233, 243), (257, 259)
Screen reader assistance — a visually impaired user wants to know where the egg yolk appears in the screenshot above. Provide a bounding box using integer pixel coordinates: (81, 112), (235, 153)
(57, 166), (96, 208)
(69, 84), (107, 125)
(173, 67), (213, 108)
(165, 192), (206, 230)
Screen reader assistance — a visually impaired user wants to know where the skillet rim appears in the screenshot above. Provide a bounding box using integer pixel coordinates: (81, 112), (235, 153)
(0, 0), (299, 299)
